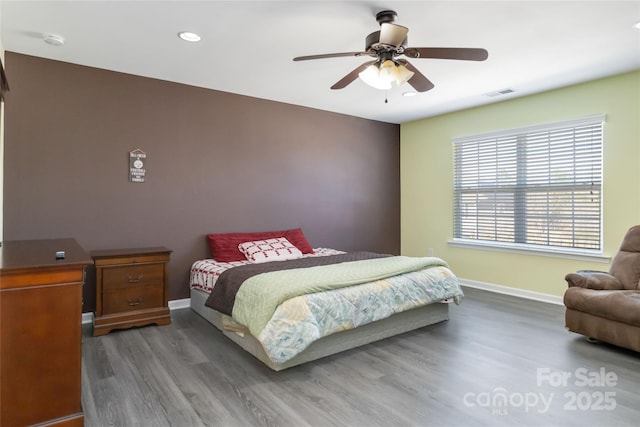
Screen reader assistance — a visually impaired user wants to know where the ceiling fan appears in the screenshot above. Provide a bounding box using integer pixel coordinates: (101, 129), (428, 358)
(293, 10), (488, 93)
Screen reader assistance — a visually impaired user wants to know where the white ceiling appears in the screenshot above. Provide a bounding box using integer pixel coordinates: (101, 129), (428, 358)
(2, 1), (639, 124)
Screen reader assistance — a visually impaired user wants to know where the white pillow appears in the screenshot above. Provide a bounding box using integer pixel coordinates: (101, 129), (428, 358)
(238, 237), (303, 264)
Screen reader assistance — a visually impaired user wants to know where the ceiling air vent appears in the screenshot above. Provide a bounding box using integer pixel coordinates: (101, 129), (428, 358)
(483, 88), (515, 98)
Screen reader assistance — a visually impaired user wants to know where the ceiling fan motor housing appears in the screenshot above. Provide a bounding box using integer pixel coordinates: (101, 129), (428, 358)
(365, 31), (407, 52)
(375, 10), (397, 24)
(366, 10), (407, 52)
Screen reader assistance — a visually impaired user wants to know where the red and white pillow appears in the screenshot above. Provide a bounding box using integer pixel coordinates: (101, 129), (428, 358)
(238, 237), (303, 264)
(207, 228), (314, 262)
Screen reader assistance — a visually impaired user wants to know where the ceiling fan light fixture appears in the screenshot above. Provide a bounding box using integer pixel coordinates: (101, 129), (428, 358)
(358, 64), (392, 90)
(378, 60), (397, 83)
(359, 60), (414, 90)
(395, 63), (414, 85)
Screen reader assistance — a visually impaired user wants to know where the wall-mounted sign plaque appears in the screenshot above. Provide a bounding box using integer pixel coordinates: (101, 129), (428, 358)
(129, 149), (146, 183)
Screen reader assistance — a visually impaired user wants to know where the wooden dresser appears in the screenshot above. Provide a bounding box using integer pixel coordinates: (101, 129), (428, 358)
(92, 247), (171, 336)
(0, 238), (91, 427)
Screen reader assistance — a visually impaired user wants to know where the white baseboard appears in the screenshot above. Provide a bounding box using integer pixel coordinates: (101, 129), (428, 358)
(82, 282), (562, 326)
(168, 298), (191, 310)
(82, 312), (94, 324)
(459, 278), (564, 306)
(82, 297), (192, 324)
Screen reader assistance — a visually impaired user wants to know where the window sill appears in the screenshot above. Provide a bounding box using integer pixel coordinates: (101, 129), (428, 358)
(448, 239), (610, 263)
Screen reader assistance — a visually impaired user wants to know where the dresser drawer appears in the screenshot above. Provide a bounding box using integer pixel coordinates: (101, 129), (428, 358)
(101, 264), (164, 291)
(102, 285), (163, 314)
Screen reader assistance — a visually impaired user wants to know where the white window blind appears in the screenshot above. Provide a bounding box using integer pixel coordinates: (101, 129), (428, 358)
(453, 115), (604, 252)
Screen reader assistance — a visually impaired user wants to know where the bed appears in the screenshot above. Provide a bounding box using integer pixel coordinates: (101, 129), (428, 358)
(189, 229), (464, 371)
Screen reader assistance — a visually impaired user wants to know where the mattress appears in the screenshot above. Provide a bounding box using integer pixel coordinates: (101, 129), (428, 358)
(190, 287), (451, 371)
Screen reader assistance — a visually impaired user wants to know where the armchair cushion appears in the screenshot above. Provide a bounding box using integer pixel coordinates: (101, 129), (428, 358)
(564, 288), (640, 327)
(608, 224), (640, 290)
(565, 271), (623, 291)
(609, 251), (640, 290)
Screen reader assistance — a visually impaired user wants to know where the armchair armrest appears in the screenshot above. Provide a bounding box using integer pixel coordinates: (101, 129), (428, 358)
(565, 270), (623, 290)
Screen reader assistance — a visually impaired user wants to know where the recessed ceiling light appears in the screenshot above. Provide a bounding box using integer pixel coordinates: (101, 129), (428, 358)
(178, 31), (201, 42)
(633, 21), (640, 30)
(43, 34), (65, 46)
(402, 91), (417, 97)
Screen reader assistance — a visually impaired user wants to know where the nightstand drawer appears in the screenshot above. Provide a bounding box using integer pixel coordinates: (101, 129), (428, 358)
(103, 286), (163, 314)
(102, 264), (164, 291)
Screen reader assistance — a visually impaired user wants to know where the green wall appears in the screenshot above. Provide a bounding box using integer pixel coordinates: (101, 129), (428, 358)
(401, 70), (640, 297)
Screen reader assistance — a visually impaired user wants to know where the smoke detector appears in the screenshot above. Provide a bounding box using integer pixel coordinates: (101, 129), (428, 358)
(43, 34), (65, 46)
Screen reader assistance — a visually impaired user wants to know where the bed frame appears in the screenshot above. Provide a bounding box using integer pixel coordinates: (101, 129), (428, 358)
(190, 288), (451, 371)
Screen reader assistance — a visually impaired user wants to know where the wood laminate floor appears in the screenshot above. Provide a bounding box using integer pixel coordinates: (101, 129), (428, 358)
(81, 287), (640, 426)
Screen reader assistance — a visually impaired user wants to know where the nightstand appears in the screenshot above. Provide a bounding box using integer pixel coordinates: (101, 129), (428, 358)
(92, 246), (172, 336)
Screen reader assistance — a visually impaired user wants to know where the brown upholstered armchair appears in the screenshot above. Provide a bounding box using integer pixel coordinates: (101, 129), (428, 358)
(564, 225), (640, 352)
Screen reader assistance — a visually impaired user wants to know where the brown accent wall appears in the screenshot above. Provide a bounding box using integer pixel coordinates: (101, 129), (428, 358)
(2, 52), (400, 311)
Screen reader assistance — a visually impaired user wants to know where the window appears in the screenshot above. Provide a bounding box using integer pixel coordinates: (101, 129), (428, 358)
(452, 115), (604, 253)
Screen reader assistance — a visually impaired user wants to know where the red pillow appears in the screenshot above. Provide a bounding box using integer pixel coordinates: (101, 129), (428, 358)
(207, 228), (314, 262)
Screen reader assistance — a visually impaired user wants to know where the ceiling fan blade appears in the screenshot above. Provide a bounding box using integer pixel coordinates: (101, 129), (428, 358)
(293, 52), (367, 61)
(403, 47), (488, 61)
(331, 61), (375, 90)
(397, 60), (435, 92)
(379, 23), (408, 48)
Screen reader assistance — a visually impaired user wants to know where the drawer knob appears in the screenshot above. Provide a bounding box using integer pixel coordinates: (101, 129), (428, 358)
(127, 297), (143, 306)
(127, 274), (143, 283)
